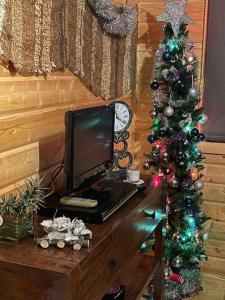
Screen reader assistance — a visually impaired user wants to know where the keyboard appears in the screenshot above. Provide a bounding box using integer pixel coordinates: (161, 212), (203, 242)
(105, 169), (127, 180)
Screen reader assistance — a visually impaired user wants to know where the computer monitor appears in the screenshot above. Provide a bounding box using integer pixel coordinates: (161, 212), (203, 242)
(64, 105), (115, 190)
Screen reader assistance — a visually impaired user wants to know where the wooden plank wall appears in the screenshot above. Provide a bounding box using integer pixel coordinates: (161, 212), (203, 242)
(0, 68), (107, 194)
(199, 142), (225, 278)
(0, 1), (134, 196)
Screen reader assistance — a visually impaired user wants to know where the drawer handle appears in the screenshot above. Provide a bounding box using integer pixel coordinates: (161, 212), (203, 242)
(109, 258), (118, 268)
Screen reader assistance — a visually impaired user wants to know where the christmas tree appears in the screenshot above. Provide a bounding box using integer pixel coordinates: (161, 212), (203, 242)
(144, 1), (209, 299)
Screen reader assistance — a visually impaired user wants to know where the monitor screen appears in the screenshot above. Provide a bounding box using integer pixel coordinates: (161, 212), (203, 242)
(64, 105), (115, 189)
(73, 106), (114, 176)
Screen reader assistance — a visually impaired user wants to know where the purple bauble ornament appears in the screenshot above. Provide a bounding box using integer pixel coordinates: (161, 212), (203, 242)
(143, 161), (151, 170)
(180, 178), (194, 188)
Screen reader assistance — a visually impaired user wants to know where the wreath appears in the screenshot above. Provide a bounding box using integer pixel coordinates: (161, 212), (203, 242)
(87, 0), (138, 36)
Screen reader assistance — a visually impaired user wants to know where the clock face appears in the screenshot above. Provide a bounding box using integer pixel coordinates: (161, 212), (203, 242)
(114, 102), (132, 133)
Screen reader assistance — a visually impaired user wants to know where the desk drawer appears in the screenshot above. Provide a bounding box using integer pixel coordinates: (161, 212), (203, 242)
(78, 235), (125, 300)
(112, 208), (158, 267)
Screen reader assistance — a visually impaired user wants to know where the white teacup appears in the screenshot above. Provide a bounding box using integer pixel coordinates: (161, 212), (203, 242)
(127, 165), (140, 183)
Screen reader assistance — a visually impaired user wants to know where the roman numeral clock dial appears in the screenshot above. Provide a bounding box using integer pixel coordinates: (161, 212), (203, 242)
(113, 101), (133, 169)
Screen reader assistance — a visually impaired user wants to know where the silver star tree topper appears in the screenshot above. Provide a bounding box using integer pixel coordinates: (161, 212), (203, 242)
(156, 0), (193, 37)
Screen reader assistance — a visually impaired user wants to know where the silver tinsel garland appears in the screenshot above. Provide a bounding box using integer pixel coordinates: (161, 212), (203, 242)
(165, 267), (202, 299)
(87, 0), (138, 36)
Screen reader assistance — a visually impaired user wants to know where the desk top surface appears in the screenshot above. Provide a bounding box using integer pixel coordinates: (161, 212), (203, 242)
(0, 182), (163, 274)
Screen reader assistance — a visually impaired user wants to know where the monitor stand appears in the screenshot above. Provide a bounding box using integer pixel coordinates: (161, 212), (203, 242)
(38, 179), (138, 224)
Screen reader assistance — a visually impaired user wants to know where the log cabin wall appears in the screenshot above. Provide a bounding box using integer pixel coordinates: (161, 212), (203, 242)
(199, 142), (225, 278)
(0, 69), (106, 194)
(0, 0), (133, 195)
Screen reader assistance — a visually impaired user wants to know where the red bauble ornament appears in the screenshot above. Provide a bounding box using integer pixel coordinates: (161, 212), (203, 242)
(151, 172), (164, 189)
(150, 110), (157, 119)
(166, 197), (172, 205)
(153, 140), (166, 153)
(169, 272), (184, 284)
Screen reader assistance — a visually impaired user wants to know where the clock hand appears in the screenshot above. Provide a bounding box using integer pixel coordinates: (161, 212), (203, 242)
(116, 114), (127, 125)
(120, 119), (127, 125)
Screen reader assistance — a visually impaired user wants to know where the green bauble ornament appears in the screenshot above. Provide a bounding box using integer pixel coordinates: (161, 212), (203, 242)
(153, 118), (160, 128)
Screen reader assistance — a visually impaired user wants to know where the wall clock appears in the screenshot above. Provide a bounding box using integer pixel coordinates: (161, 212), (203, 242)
(113, 101), (133, 169)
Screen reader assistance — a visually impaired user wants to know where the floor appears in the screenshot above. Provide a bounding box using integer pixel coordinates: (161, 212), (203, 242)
(191, 274), (225, 300)
(138, 274), (225, 300)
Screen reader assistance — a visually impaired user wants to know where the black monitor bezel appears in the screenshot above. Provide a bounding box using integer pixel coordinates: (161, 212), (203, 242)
(64, 104), (115, 191)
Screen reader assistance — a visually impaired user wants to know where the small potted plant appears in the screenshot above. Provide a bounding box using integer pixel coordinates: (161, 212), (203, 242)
(0, 177), (45, 242)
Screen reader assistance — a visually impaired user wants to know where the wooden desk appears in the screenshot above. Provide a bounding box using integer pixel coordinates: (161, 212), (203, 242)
(0, 185), (164, 300)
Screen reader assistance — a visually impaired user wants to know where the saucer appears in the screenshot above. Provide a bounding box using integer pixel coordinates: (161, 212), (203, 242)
(124, 179), (144, 185)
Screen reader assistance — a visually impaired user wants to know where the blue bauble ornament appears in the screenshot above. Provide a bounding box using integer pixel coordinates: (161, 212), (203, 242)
(151, 80), (159, 91)
(148, 134), (157, 144)
(184, 197), (193, 207)
(190, 128), (199, 137)
(198, 133), (205, 141)
(158, 129), (167, 137)
(177, 152), (184, 161)
(177, 81), (186, 95)
(163, 51), (172, 61)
